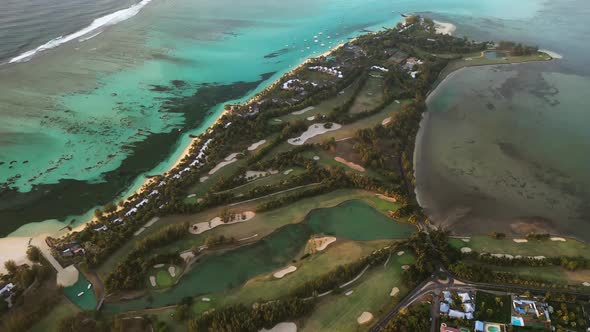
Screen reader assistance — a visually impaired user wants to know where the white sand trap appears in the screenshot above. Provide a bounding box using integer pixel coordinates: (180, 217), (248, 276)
(287, 123), (342, 145)
(460, 247), (472, 253)
(376, 194), (397, 203)
(307, 116), (316, 121)
(311, 236), (337, 251)
(154, 264), (165, 268)
(345, 290), (354, 296)
(187, 194), (196, 198)
(533, 256), (546, 260)
(491, 253), (514, 259)
(209, 157), (237, 175)
(513, 238), (529, 243)
(390, 287), (400, 297)
(313, 156), (320, 160)
(274, 119), (283, 122)
(357, 312), (373, 325)
(189, 211), (255, 235)
(433, 20), (456, 35)
(292, 106), (315, 115)
(539, 49), (563, 59)
(269, 169), (279, 175)
(334, 157), (365, 172)
(401, 265), (410, 270)
(551, 237), (567, 242)
(462, 238), (471, 243)
(180, 251), (195, 262)
(168, 266), (176, 277)
(397, 251), (405, 256)
(382, 117), (392, 126)
(149, 276), (157, 287)
(583, 282), (590, 287)
(202, 297), (211, 302)
(274, 266), (297, 278)
(134, 227), (146, 236)
(248, 140), (267, 151)
(260, 322), (297, 332)
(284, 169), (294, 175)
(200, 176), (209, 183)
(225, 153), (239, 161)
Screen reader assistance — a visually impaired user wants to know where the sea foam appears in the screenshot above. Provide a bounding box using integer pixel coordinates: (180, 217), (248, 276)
(9, 0), (153, 63)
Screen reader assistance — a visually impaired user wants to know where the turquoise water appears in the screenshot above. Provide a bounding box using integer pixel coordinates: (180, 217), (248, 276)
(0, 0), (547, 236)
(63, 274), (97, 311)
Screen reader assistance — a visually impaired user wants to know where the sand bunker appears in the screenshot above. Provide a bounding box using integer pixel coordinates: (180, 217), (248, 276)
(491, 253), (514, 259)
(345, 290), (354, 296)
(248, 140), (267, 151)
(390, 287), (400, 297)
(377, 194), (397, 203)
(460, 247), (472, 253)
(180, 251), (195, 262)
(357, 312), (373, 325)
(149, 276), (156, 287)
(202, 297), (211, 302)
(189, 211), (255, 235)
(154, 264), (165, 268)
(134, 227), (146, 236)
(274, 266), (297, 278)
(311, 236), (337, 252)
(551, 237), (567, 242)
(583, 282), (590, 287)
(313, 156), (320, 160)
(397, 251), (405, 256)
(462, 238), (471, 243)
(284, 169), (294, 175)
(260, 322), (297, 332)
(334, 157), (365, 172)
(513, 239), (528, 243)
(209, 157), (238, 175)
(288, 123), (342, 145)
(200, 176), (209, 183)
(401, 265), (410, 270)
(307, 116), (316, 121)
(292, 106), (315, 115)
(168, 266), (176, 277)
(382, 117), (392, 126)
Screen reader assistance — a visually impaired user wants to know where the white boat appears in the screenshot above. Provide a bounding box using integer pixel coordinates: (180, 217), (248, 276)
(87, 284), (92, 289)
(77, 292), (84, 297)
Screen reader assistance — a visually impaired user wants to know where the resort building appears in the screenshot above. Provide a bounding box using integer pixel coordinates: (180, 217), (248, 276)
(510, 296), (551, 329)
(440, 290), (476, 320)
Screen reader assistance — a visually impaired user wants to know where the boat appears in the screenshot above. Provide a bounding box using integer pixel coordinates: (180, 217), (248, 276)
(77, 292), (84, 297)
(87, 284), (92, 289)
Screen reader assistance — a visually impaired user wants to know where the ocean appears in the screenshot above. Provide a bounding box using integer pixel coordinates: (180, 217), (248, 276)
(0, 0), (570, 238)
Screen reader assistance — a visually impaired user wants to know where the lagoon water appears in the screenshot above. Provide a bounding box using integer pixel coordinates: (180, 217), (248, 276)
(415, 0), (590, 241)
(0, 0), (573, 238)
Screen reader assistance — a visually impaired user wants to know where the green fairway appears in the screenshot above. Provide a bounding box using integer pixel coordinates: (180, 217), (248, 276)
(301, 252), (415, 332)
(349, 76), (384, 114)
(450, 235), (590, 258)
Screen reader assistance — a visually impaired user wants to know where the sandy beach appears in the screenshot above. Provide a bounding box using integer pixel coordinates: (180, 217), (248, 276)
(433, 20), (456, 35)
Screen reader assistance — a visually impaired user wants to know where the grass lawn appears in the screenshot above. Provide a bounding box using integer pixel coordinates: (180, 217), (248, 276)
(474, 291), (511, 324)
(190, 239), (394, 315)
(29, 299), (80, 332)
(273, 78), (362, 124)
(467, 261), (590, 286)
(309, 99), (410, 142)
(450, 235), (590, 258)
(349, 76), (384, 114)
(222, 167), (307, 196)
(300, 252), (415, 332)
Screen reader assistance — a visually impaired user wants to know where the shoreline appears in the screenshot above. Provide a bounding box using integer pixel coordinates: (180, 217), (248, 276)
(0, 33), (375, 273)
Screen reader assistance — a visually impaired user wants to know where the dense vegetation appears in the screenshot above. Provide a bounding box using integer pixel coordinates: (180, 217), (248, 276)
(381, 303), (431, 332)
